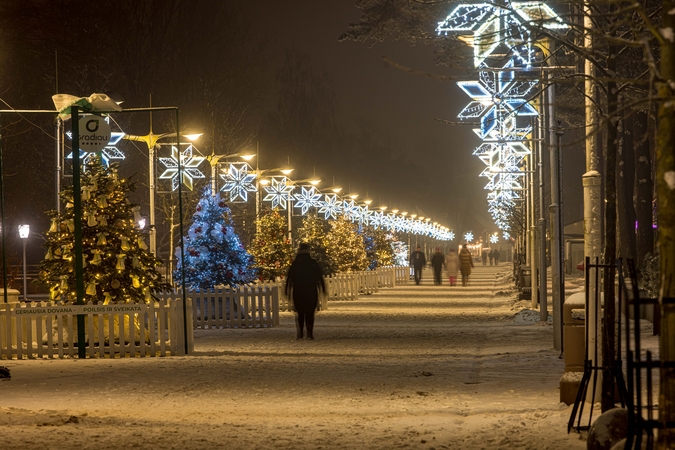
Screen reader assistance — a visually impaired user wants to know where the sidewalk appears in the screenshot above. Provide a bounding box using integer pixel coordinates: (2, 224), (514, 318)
(0, 265), (586, 449)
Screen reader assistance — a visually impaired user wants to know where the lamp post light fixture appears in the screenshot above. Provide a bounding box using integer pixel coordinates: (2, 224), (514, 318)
(123, 130), (202, 256)
(18, 224), (29, 301)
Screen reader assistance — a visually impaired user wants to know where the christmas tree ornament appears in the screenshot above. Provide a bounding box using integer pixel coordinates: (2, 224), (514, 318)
(45, 248), (53, 260)
(103, 292), (113, 304)
(90, 250), (102, 265)
(86, 210), (97, 227)
(120, 236), (130, 251)
(131, 206), (142, 223)
(81, 185), (91, 201)
(86, 282), (97, 296)
(132, 256), (140, 268)
(116, 254), (126, 270)
(60, 276), (68, 291)
(97, 196), (108, 208)
(131, 275), (141, 288)
(98, 215), (108, 226)
(67, 219), (75, 232)
(97, 233), (107, 246)
(110, 279), (121, 289)
(138, 237), (148, 251)
(49, 218), (58, 233)
(114, 218), (125, 228)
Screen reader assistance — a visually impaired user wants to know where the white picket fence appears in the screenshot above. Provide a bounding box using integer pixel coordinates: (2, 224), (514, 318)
(356, 271), (379, 295)
(377, 267), (396, 288)
(324, 273), (359, 301)
(393, 266), (410, 285)
(0, 298), (193, 360)
(163, 284), (279, 329)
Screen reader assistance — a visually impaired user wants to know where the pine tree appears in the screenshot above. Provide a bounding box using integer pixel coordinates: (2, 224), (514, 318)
(40, 159), (167, 304)
(325, 217), (368, 273)
(174, 187), (255, 289)
(361, 226), (395, 269)
(249, 210), (294, 281)
(296, 213), (331, 275)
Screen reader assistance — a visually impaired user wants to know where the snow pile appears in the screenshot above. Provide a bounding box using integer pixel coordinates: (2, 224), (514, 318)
(513, 308), (543, 325)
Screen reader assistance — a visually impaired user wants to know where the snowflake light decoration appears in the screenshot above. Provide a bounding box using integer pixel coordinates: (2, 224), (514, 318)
(449, 231), (456, 241)
(436, 1), (567, 68)
(355, 205), (372, 226)
(220, 163), (257, 202)
(342, 199), (361, 222)
(458, 65), (538, 139)
(464, 232), (474, 242)
(369, 210), (384, 229)
(490, 234), (499, 244)
(158, 144), (206, 191)
(67, 131), (126, 168)
(293, 186), (323, 215)
(318, 194), (342, 220)
(503, 231), (511, 240)
(263, 177), (294, 210)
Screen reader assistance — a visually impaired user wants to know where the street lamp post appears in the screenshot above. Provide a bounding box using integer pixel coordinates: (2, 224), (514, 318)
(18, 224), (29, 301)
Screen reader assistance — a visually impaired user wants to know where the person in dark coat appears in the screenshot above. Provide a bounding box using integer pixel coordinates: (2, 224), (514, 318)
(410, 245), (426, 285)
(285, 243), (326, 340)
(488, 249), (495, 266)
(430, 247), (445, 285)
(481, 249), (488, 266)
(493, 248), (501, 266)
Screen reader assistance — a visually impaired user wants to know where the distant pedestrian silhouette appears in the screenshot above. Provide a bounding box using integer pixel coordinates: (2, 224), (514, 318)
(493, 248), (501, 266)
(459, 245), (474, 287)
(431, 247), (445, 285)
(410, 245), (426, 285)
(285, 243), (326, 340)
(481, 249), (488, 266)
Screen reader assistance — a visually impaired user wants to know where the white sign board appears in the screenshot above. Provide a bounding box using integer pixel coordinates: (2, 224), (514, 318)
(13, 304), (145, 316)
(78, 115), (111, 152)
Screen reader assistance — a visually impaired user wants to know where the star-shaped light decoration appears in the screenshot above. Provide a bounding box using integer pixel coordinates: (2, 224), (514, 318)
(342, 199), (361, 222)
(293, 186), (323, 215)
(458, 64), (538, 140)
(449, 231), (456, 241)
(490, 234), (499, 244)
(220, 163), (257, 202)
(356, 205), (372, 226)
(263, 177), (294, 210)
(318, 194), (343, 220)
(503, 231), (511, 240)
(464, 232), (474, 242)
(66, 131), (126, 168)
(436, 1), (567, 68)
(158, 144), (206, 191)
(369, 210), (384, 229)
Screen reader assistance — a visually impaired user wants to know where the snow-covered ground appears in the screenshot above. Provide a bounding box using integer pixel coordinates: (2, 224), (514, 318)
(0, 265), (589, 449)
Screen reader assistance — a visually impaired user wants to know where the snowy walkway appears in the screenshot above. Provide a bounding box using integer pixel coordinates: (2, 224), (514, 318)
(0, 265), (586, 449)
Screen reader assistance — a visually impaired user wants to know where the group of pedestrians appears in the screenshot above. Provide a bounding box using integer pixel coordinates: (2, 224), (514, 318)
(480, 248), (501, 266)
(410, 245), (475, 287)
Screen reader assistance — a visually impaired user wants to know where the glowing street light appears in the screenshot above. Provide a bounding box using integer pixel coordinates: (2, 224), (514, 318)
(18, 224), (29, 301)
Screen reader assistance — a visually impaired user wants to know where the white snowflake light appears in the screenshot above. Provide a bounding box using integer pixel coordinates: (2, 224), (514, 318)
(464, 232), (474, 242)
(293, 186), (323, 215)
(342, 199), (361, 222)
(158, 144), (206, 191)
(263, 177), (294, 210)
(318, 194), (342, 220)
(436, 2), (567, 68)
(449, 231), (456, 241)
(220, 163), (257, 202)
(67, 131), (126, 168)
(490, 234), (499, 244)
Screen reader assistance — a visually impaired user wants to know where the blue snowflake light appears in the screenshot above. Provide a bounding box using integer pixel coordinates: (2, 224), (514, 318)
(220, 163), (257, 202)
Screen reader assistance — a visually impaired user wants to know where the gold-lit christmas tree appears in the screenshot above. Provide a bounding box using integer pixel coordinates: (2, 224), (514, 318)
(363, 226), (395, 269)
(297, 213), (331, 274)
(40, 159), (167, 304)
(325, 217), (368, 273)
(249, 210), (293, 281)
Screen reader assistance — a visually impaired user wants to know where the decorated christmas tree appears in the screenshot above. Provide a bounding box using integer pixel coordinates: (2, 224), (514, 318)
(325, 217), (368, 273)
(296, 213), (331, 275)
(40, 159), (167, 304)
(174, 187), (255, 289)
(249, 210), (294, 281)
(362, 226), (395, 269)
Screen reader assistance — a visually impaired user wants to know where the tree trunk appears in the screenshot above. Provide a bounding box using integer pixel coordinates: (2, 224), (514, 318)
(657, 0), (675, 446)
(617, 117), (637, 263)
(602, 34), (618, 413)
(633, 110), (654, 268)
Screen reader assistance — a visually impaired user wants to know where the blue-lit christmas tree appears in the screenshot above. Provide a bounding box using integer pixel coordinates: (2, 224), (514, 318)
(174, 187), (255, 289)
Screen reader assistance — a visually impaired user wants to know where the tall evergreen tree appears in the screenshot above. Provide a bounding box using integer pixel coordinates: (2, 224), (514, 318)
(325, 217), (368, 273)
(296, 213), (330, 275)
(361, 226), (395, 269)
(40, 159), (166, 304)
(174, 188), (255, 289)
(249, 210), (294, 281)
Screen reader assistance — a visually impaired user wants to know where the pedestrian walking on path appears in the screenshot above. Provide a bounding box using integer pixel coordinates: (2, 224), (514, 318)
(488, 249), (494, 266)
(430, 247), (445, 285)
(481, 249), (488, 266)
(285, 243), (326, 340)
(493, 248), (501, 266)
(459, 244), (474, 287)
(445, 248), (459, 286)
(410, 245), (426, 285)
